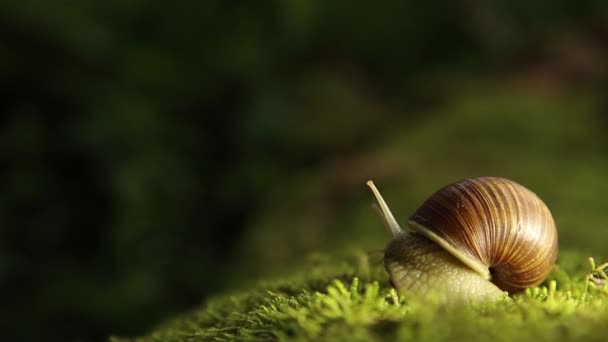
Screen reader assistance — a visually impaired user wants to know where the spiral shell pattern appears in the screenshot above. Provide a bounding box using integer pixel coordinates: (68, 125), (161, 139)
(408, 177), (558, 292)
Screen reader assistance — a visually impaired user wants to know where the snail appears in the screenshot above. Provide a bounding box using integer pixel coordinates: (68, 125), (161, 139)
(366, 177), (558, 301)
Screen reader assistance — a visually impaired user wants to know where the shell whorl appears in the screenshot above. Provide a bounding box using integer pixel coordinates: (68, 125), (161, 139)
(408, 177), (558, 293)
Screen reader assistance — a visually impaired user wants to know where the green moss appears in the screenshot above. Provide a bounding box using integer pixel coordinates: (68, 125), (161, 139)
(111, 251), (608, 342)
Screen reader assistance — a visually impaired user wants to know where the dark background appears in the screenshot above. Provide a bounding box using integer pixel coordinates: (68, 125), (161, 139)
(1, 2), (608, 341)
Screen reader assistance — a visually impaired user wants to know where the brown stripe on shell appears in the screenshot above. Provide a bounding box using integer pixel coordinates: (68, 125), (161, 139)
(408, 177), (558, 292)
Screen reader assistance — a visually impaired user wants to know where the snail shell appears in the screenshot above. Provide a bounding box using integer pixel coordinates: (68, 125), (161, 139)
(369, 176), (558, 299)
(408, 177), (558, 292)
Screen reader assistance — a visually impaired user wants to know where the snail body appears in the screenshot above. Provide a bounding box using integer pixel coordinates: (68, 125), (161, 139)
(367, 177), (558, 301)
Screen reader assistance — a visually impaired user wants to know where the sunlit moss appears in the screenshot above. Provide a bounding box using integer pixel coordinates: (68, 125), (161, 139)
(112, 251), (608, 341)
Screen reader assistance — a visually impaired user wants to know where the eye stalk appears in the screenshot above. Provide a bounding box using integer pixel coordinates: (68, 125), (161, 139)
(366, 180), (404, 239)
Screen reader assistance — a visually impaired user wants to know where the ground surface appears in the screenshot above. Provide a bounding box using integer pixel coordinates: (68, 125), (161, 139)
(111, 249), (608, 342)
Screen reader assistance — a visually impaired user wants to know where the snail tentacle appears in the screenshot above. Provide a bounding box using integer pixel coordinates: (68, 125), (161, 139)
(367, 180), (405, 238)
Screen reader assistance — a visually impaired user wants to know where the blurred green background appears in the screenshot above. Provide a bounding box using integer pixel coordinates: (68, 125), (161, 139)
(1, 2), (608, 341)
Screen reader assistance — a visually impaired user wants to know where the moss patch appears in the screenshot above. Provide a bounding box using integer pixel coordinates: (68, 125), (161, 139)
(111, 251), (608, 341)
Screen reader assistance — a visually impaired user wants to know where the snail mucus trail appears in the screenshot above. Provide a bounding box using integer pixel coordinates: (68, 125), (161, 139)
(366, 177), (558, 302)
